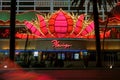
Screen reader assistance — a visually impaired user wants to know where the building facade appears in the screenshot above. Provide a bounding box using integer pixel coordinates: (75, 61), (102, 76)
(0, 0), (113, 19)
(0, 0), (120, 68)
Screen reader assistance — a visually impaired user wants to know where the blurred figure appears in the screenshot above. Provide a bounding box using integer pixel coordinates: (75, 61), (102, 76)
(0, 58), (56, 80)
(82, 52), (90, 68)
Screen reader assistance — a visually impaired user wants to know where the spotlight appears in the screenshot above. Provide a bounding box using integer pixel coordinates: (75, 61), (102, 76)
(110, 65), (113, 69)
(4, 65), (8, 68)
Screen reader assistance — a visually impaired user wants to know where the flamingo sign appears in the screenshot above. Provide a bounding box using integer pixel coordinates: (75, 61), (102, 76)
(51, 40), (72, 48)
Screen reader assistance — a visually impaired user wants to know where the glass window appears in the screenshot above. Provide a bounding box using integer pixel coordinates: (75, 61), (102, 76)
(57, 53), (61, 59)
(34, 51), (38, 57)
(61, 53), (65, 60)
(74, 53), (79, 60)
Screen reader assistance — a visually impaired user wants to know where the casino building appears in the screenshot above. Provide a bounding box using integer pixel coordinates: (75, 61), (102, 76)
(0, 0), (120, 68)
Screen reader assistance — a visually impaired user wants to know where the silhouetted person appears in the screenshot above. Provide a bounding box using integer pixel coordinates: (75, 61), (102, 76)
(54, 60), (64, 67)
(83, 53), (89, 68)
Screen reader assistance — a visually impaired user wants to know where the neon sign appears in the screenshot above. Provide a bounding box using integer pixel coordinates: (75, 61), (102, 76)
(51, 40), (72, 48)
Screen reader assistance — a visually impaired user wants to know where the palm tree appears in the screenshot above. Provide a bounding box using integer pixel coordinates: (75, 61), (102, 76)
(9, 0), (16, 62)
(72, 0), (118, 67)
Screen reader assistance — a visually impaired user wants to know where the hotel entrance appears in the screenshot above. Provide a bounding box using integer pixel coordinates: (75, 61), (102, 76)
(33, 50), (88, 68)
(41, 50), (87, 60)
(10, 50), (88, 68)
(1, 49), (120, 69)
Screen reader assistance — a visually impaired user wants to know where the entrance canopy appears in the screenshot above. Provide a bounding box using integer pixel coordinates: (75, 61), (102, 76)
(0, 49), (87, 53)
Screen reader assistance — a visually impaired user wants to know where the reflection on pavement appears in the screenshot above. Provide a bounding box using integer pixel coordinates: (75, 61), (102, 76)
(0, 58), (56, 80)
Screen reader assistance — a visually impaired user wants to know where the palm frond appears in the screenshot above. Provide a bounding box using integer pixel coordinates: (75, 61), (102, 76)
(109, 2), (120, 18)
(78, 0), (85, 9)
(72, 0), (118, 11)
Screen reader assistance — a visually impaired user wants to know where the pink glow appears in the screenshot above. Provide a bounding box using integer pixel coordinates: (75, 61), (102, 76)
(42, 27), (48, 34)
(48, 10), (74, 38)
(74, 27), (81, 34)
(55, 26), (67, 33)
(79, 21), (94, 36)
(55, 15), (66, 21)
(24, 21), (32, 29)
(54, 11), (68, 37)
(36, 14), (48, 36)
(55, 21), (67, 27)
(40, 21), (46, 27)
(73, 14), (85, 35)
(105, 30), (111, 38)
(24, 21), (45, 37)
(0, 58), (55, 80)
(15, 32), (40, 39)
(37, 14), (47, 28)
(100, 30), (111, 38)
(31, 26), (36, 33)
(49, 19), (55, 25)
(88, 35), (95, 38)
(81, 30), (88, 36)
(57, 33), (66, 38)
(22, 10), (104, 39)
(22, 34), (27, 38)
(90, 22), (94, 29)
(15, 32), (21, 38)
(34, 30), (41, 36)
(49, 26), (55, 33)
(67, 19), (73, 25)
(85, 26), (93, 32)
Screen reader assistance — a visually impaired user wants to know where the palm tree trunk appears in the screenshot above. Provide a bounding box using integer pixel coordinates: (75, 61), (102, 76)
(24, 34), (29, 64)
(93, 0), (102, 67)
(9, 0), (16, 61)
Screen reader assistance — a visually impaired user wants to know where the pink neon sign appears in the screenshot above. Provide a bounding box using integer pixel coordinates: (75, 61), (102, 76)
(51, 40), (72, 48)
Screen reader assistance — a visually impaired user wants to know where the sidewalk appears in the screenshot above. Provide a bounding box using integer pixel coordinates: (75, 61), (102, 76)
(0, 68), (120, 80)
(0, 66), (120, 71)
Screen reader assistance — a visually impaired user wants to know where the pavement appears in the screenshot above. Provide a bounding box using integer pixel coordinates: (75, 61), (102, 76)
(0, 67), (120, 80)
